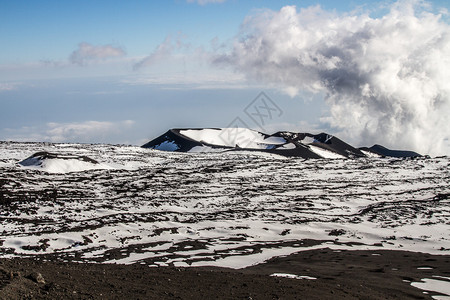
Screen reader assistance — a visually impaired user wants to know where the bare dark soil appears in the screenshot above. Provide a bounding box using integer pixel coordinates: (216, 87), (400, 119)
(1, 248), (449, 299)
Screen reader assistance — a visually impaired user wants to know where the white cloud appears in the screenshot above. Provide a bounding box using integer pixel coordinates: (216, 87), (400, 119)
(214, 1), (450, 155)
(70, 43), (126, 66)
(122, 71), (250, 90)
(0, 82), (20, 92)
(45, 120), (134, 143)
(2, 121), (135, 144)
(187, 0), (226, 5)
(133, 35), (189, 70)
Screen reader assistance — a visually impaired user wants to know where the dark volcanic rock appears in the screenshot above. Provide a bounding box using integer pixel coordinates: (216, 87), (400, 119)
(27, 272), (45, 284)
(1, 249), (448, 299)
(142, 129), (205, 152)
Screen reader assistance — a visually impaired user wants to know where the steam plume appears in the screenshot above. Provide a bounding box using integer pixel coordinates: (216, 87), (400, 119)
(215, 1), (450, 155)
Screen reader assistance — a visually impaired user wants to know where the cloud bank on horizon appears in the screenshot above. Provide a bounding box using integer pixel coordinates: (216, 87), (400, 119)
(4, 121), (135, 144)
(214, 1), (450, 155)
(70, 43), (126, 66)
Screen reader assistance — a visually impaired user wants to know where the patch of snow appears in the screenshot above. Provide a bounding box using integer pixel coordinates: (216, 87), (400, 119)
(180, 128), (286, 149)
(361, 149), (382, 158)
(309, 145), (345, 159)
(301, 136), (316, 144)
(263, 136), (287, 144)
(153, 140), (179, 151)
(190, 246), (304, 269)
(270, 273), (317, 280)
(411, 278), (450, 299)
(434, 276), (450, 281)
(188, 146), (225, 153)
(279, 143), (296, 150)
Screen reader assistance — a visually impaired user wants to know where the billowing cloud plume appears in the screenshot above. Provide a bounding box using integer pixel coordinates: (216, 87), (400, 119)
(187, 0), (226, 5)
(70, 43), (126, 66)
(215, 1), (450, 155)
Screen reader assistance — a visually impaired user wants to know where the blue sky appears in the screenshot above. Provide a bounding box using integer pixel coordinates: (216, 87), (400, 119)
(1, 0), (449, 154)
(0, 0), (396, 61)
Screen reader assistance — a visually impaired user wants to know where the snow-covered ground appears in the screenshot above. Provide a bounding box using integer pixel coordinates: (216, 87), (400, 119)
(0, 141), (449, 269)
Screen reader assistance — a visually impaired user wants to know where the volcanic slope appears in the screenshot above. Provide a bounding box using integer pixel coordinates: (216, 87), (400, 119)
(0, 141), (447, 299)
(1, 141), (448, 269)
(142, 128), (421, 158)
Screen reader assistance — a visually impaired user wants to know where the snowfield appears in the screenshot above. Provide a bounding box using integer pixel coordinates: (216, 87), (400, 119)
(0, 141), (449, 269)
(180, 128), (286, 149)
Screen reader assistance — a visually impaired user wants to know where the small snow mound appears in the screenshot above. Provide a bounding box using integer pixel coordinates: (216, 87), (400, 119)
(18, 152), (112, 173)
